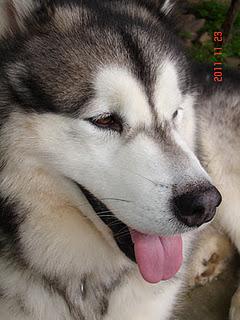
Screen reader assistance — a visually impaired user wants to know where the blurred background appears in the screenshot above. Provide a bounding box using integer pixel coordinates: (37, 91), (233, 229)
(178, 0), (240, 69)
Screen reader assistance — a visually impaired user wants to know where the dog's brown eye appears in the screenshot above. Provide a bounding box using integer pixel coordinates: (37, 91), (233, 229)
(89, 114), (123, 133)
(95, 116), (115, 126)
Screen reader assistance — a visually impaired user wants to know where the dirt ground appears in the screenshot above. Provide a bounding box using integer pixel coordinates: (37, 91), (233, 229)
(173, 257), (239, 320)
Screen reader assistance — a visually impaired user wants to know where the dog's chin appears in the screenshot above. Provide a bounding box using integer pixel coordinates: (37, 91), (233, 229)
(77, 185), (136, 262)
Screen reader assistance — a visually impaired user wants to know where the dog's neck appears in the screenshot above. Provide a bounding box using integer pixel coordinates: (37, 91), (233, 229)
(0, 131), (131, 318)
(0, 160), (132, 318)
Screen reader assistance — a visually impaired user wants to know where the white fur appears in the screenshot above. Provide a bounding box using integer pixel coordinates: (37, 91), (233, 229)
(27, 65), (212, 236)
(94, 66), (153, 127)
(0, 109), (191, 319)
(161, 0), (174, 15)
(154, 61), (182, 120)
(0, 63), (208, 319)
(0, 2), (217, 319)
(230, 288), (240, 320)
(198, 94), (240, 248)
(187, 225), (234, 287)
(187, 92), (240, 318)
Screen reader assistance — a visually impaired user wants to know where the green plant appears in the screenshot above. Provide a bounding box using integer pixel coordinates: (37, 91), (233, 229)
(179, 31), (193, 39)
(184, 0), (240, 63)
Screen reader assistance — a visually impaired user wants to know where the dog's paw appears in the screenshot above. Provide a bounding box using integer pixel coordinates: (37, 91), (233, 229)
(189, 252), (226, 287)
(230, 289), (240, 320)
(188, 226), (235, 288)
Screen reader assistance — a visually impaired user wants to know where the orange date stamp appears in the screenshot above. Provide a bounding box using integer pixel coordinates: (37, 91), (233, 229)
(213, 31), (223, 82)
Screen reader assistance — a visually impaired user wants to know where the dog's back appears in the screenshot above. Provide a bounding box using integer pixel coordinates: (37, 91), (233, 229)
(190, 63), (240, 319)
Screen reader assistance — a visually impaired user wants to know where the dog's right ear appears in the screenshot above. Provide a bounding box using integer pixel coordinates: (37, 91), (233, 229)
(0, 0), (54, 37)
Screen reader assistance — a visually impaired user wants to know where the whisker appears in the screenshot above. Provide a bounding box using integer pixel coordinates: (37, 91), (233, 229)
(115, 225), (128, 234)
(100, 198), (132, 203)
(115, 231), (131, 241)
(120, 167), (172, 189)
(95, 210), (116, 215)
(97, 215), (118, 219)
(129, 171), (159, 186)
(114, 226), (129, 238)
(108, 220), (125, 227)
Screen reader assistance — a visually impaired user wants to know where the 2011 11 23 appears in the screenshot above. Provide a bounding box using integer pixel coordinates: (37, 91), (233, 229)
(213, 32), (223, 82)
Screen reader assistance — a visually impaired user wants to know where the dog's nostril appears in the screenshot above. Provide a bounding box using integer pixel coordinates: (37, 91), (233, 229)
(173, 186), (222, 228)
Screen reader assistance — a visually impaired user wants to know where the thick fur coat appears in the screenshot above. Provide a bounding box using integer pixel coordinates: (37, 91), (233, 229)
(0, 1), (229, 319)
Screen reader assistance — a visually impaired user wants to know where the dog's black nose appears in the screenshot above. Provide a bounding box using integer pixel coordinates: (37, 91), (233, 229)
(173, 186), (222, 227)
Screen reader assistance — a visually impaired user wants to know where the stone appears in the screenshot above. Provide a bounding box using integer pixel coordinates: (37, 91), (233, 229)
(199, 32), (211, 44)
(180, 14), (206, 33)
(185, 39), (193, 48)
(225, 57), (240, 68)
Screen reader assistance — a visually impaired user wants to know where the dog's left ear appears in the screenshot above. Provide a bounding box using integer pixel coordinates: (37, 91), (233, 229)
(159, 0), (176, 15)
(0, 0), (54, 36)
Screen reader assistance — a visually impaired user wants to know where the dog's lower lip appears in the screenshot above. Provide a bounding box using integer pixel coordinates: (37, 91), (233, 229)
(76, 183), (136, 262)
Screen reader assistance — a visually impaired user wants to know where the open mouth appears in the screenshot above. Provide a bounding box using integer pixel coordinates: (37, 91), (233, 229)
(79, 185), (135, 261)
(79, 185), (183, 283)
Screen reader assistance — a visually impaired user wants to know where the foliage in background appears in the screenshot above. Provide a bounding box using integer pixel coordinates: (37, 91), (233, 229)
(184, 0), (240, 63)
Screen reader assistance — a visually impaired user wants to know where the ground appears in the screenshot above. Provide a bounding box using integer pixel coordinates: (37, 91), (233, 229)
(173, 257), (239, 320)
(179, 0), (240, 68)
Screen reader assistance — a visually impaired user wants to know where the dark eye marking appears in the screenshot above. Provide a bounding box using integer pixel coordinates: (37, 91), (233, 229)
(172, 108), (183, 120)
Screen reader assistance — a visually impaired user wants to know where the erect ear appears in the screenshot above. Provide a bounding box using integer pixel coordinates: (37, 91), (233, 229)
(144, 0), (177, 17)
(159, 0), (177, 16)
(0, 0), (54, 36)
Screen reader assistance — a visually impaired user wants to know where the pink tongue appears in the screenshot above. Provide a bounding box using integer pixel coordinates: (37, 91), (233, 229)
(131, 231), (183, 284)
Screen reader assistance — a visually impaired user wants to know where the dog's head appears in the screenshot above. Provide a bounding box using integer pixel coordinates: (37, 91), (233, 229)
(0, 0), (221, 283)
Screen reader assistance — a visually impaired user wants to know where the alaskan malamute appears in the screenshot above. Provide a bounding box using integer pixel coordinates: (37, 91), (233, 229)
(0, 1), (223, 319)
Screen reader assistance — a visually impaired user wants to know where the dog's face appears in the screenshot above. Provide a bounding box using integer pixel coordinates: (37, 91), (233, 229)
(0, 0), (221, 282)
(36, 63), (203, 237)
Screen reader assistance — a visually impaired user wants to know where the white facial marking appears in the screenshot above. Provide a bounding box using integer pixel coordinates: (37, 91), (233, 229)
(173, 130), (210, 182)
(177, 94), (197, 150)
(3, 60), (211, 240)
(93, 66), (153, 127)
(154, 60), (182, 120)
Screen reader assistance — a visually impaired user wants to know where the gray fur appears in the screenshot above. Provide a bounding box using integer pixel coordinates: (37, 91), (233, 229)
(0, 1), (189, 319)
(0, 1), (236, 320)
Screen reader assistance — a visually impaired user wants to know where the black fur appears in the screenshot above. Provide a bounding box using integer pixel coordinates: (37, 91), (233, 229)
(0, 0), (191, 118)
(79, 185), (136, 262)
(0, 1), (194, 318)
(0, 196), (28, 270)
(0, 196), (24, 240)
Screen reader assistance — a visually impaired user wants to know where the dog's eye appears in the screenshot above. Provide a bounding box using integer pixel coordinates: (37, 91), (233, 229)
(89, 114), (123, 133)
(95, 116), (114, 126)
(172, 108), (184, 121)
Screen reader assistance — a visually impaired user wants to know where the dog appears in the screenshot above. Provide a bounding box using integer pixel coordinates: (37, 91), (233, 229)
(188, 64), (240, 320)
(0, 1), (223, 319)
